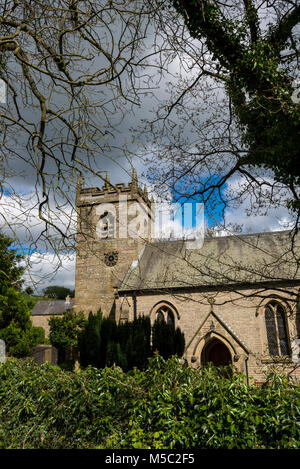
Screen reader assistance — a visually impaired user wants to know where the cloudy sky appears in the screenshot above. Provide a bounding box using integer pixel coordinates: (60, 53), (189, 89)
(0, 1), (297, 295)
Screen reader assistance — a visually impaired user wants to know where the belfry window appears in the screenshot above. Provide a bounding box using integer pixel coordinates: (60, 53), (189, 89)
(265, 302), (289, 356)
(155, 305), (175, 326)
(99, 211), (115, 238)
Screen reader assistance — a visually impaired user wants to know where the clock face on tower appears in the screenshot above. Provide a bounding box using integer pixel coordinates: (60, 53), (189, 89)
(104, 251), (119, 267)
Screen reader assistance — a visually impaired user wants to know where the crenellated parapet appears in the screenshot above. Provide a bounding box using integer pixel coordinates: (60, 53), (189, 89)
(76, 168), (152, 208)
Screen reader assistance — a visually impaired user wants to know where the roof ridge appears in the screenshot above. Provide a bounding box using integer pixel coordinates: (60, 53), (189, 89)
(147, 229), (292, 246)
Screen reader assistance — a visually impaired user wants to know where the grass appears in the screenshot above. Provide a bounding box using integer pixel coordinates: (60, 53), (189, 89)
(21, 293), (49, 309)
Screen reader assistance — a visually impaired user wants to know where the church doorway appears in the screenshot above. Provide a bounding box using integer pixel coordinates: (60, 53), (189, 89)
(202, 338), (232, 368)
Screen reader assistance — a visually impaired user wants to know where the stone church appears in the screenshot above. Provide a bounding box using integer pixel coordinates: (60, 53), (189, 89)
(74, 170), (300, 384)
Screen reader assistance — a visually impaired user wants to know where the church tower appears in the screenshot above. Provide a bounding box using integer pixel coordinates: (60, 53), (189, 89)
(74, 169), (153, 318)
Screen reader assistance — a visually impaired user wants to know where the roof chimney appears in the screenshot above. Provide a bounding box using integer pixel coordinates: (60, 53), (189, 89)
(65, 294), (71, 305)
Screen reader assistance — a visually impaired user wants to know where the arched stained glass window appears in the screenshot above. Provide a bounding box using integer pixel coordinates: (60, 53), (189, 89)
(265, 302), (289, 356)
(265, 305), (279, 356)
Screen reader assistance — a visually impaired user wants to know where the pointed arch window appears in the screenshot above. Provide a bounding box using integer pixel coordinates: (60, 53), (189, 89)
(155, 306), (175, 326)
(265, 302), (289, 356)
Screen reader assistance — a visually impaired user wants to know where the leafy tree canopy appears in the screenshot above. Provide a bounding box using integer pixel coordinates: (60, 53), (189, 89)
(49, 310), (86, 363)
(0, 232), (44, 356)
(44, 285), (74, 300)
(0, 233), (24, 290)
(171, 0), (300, 212)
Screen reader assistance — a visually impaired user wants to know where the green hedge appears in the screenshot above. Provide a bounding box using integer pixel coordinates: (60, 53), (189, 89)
(0, 356), (299, 449)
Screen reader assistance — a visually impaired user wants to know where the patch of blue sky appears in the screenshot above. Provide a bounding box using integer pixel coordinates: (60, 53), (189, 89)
(171, 176), (226, 229)
(10, 243), (37, 256)
(2, 185), (34, 197)
(2, 187), (14, 197)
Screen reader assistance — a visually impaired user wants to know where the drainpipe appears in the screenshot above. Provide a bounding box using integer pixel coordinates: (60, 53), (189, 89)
(133, 291), (137, 321)
(245, 356), (249, 386)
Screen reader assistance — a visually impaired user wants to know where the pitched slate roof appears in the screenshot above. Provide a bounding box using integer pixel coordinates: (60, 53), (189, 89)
(119, 230), (300, 292)
(31, 300), (75, 316)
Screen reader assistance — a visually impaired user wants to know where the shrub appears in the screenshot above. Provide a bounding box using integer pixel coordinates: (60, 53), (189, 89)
(0, 356), (299, 449)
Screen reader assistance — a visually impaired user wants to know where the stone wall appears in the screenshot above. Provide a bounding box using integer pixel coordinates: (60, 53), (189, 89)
(75, 175), (153, 316)
(31, 315), (53, 338)
(119, 286), (300, 383)
(31, 345), (58, 366)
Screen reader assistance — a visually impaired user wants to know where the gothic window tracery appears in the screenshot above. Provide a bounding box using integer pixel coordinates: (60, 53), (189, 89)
(265, 301), (289, 356)
(155, 305), (175, 326)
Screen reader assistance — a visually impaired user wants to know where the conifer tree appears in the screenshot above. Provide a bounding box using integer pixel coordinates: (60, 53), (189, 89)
(78, 312), (184, 371)
(152, 317), (185, 360)
(99, 316), (118, 368)
(106, 342), (127, 370)
(174, 326), (185, 358)
(78, 311), (102, 368)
